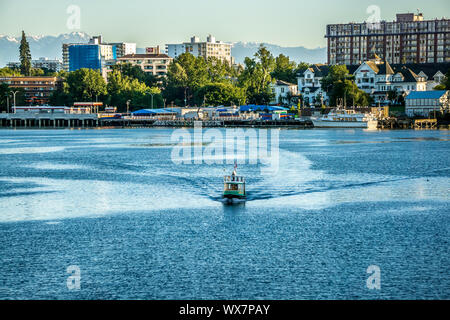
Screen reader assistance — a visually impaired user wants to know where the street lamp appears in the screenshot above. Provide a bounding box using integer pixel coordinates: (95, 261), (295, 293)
(126, 100), (131, 116)
(11, 90), (19, 113)
(147, 92), (155, 109)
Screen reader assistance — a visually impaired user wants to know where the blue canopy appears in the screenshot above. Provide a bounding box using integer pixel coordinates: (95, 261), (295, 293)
(132, 108), (177, 115)
(240, 105), (288, 112)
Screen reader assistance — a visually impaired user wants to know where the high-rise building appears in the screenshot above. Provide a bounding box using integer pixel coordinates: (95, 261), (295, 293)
(325, 13), (449, 65)
(166, 35), (234, 64)
(62, 35), (135, 72)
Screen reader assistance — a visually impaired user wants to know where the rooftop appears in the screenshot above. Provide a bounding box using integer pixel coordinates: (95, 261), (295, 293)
(118, 54), (171, 59)
(405, 90), (448, 100)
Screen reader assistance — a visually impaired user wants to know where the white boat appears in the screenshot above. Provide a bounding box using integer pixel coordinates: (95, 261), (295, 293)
(312, 109), (378, 129)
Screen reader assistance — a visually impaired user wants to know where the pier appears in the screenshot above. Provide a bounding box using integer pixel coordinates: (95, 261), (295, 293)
(0, 113), (99, 128)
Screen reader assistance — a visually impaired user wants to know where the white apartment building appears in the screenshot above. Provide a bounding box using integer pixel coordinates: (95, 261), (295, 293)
(166, 35), (234, 64)
(117, 53), (173, 77)
(7, 57), (63, 72)
(109, 42), (137, 58)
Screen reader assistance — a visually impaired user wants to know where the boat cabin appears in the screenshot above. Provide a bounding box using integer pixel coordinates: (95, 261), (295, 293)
(223, 175), (246, 199)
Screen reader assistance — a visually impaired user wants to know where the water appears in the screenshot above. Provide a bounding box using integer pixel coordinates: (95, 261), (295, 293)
(0, 128), (448, 299)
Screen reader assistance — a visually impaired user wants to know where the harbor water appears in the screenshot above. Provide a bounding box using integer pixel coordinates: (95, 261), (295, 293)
(0, 128), (448, 299)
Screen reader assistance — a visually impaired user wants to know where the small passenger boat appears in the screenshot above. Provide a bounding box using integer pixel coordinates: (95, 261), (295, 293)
(223, 164), (246, 201)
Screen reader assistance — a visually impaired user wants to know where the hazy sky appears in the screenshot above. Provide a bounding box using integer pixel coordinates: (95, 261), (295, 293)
(0, 0), (448, 48)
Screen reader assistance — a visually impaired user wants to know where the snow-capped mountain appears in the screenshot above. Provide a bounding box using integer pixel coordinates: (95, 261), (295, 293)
(0, 32), (327, 68)
(232, 42), (326, 65)
(0, 32), (91, 67)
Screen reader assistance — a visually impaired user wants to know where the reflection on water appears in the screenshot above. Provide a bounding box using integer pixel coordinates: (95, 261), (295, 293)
(0, 128), (448, 299)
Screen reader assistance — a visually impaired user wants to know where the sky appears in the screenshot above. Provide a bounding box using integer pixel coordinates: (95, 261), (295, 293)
(0, 0), (448, 48)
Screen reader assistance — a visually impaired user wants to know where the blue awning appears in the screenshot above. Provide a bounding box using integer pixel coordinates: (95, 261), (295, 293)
(239, 105), (288, 112)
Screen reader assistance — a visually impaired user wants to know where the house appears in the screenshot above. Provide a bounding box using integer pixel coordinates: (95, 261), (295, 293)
(353, 57), (427, 104)
(405, 90), (449, 117)
(297, 64), (330, 106)
(271, 80), (298, 105)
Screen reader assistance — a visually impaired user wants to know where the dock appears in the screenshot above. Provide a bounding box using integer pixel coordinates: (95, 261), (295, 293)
(0, 113), (99, 128)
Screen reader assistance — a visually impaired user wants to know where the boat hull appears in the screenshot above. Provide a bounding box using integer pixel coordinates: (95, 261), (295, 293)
(312, 119), (368, 128)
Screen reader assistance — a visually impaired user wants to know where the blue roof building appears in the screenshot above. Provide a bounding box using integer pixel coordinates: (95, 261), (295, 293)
(405, 90), (449, 117)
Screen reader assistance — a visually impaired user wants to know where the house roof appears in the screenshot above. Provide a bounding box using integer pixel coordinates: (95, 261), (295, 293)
(118, 53), (172, 59)
(298, 64), (329, 77)
(378, 60), (394, 75)
(405, 90), (448, 100)
(274, 80), (296, 86)
(365, 61), (380, 73)
(397, 67), (420, 82)
(350, 62), (449, 79)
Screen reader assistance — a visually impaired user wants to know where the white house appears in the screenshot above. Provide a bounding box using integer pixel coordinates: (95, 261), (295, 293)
(297, 64), (329, 106)
(271, 80), (298, 104)
(405, 90), (449, 117)
(354, 58), (427, 104)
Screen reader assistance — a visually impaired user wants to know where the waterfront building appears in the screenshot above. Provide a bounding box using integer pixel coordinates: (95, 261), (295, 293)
(405, 90), (449, 117)
(7, 57), (63, 72)
(353, 56), (427, 103)
(297, 64), (330, 106)
(117, 53), (173, 77)
(271, 80), (298, 105)
(166, 35), (234, 64)
(0, 76), (61, 105)
(325, 12), (449, 65)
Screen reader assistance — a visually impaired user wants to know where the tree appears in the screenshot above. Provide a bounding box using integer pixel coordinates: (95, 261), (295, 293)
(272, 54), (297, 83)
(106, 69), (162, 111)
(238, 45), (275, 105)
(19, 31), (32, 76)
(66, 68), (107, 102)
(195, 82), (245, 106)
(320, 65), (368, 106)
(0, 83), (11, 112)
(0, 67), (22, 77)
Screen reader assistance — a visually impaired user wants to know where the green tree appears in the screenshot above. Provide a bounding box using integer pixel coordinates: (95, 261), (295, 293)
(106, 69), (162, 111)
(271, 54), (297, 83)
(19, 31), (32, 76)
(0, 67), (22, 77)
(66, 68), (107, 102)
(195, 82), (245, 106)
(0, 83), (11, 112)
(238, 45), (276, 105)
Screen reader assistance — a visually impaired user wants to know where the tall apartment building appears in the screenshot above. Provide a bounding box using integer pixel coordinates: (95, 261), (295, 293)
(62, 35), (136, 72)
(325, 13), (449, 65)
(166, 35), (234, 64)
(7, 57), (63, 72)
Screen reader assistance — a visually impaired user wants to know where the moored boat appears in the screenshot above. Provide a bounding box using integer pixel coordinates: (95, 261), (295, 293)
(312, 109), (377, 128)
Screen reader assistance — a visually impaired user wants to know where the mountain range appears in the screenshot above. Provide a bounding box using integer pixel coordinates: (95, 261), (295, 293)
(0, 32), (326, 67)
